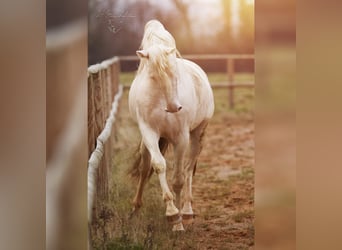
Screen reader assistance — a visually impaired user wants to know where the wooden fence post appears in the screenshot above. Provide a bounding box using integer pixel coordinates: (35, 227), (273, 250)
(91, 67), (108, 201)
(105, 66), (113, 112)
(88, 73), (95, 157)
(91, 68), (104, 139)
(227, 58), (235, 109)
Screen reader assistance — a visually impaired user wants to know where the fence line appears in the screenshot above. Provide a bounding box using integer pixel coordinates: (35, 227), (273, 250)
(87, 56), (123, 227)
(88, 84), (123, 221)
(119, 54), (254, 108)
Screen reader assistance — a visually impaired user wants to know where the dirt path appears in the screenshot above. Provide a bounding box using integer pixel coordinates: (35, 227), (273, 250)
(186, 113), (255, 249)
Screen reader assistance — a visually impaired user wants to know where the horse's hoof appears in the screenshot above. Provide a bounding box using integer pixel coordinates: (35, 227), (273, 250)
(182, 214), (194, 225)
(166, 213), (182, 225)
(172, 222), (185, 231)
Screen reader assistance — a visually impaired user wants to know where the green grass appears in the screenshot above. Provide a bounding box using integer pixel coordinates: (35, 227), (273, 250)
(205, 72), (254, 83)
(119, 72), (136, 87)
(91, 152), (184, 249)
(106, 240), (144, 250)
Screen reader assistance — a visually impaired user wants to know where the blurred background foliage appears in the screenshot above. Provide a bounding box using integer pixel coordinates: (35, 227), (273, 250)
(88, 0), (258, 69)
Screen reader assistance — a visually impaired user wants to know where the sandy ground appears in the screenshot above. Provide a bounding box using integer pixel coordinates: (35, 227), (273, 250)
(185, 113), (255, 249)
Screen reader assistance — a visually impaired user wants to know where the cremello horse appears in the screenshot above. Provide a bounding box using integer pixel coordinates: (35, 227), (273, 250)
(128, 20), (214, 231)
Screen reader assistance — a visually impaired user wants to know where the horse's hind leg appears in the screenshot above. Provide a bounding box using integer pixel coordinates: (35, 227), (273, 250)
(172, 132), (189, 212)
(132, 142), (151, 212)
(182, 121), (208, 224)
(170, 133), (189, 231)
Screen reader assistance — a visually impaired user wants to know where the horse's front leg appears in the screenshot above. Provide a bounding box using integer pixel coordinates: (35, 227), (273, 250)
(139, 124), (183, 230)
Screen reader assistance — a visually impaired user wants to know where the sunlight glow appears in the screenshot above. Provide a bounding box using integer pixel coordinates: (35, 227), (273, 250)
(231, 0), (240, 38)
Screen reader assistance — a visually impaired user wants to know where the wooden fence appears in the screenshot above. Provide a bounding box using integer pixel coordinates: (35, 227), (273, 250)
(87, 57), (122, 224)
(119, 54), (254, 108)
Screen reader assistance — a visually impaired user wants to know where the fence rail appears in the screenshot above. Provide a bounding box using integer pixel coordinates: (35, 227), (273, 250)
(119, 54), (254, 108)
(87, 57), (122, 224)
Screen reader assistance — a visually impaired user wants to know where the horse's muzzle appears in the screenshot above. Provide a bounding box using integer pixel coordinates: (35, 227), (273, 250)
(165, 105), (182, 113)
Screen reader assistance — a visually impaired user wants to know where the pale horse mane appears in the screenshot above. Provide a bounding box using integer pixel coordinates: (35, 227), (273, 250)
(137, 44), (177, 80)
(137, 20), (181, 79)
(140, 20), (177, 50)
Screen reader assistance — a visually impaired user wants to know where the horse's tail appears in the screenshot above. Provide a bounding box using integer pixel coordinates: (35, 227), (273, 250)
(128, 140), (143, 181)
(192, 122), (208, 177)
(128, 138), (169, 180)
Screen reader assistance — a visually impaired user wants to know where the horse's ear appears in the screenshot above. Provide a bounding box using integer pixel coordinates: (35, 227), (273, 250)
(136, 50), (149, 59)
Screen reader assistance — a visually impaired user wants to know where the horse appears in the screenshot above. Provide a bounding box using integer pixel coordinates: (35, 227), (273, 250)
(128, 20), (214, 231)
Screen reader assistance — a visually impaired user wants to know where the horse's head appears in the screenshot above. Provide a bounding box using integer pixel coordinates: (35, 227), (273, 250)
(137, 45), (182, 113)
